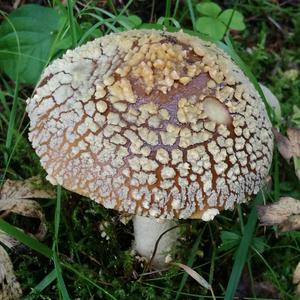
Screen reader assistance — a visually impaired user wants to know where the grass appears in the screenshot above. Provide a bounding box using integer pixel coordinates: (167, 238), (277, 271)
(0, 0), (300, 299)
(224, 194), (263, 300)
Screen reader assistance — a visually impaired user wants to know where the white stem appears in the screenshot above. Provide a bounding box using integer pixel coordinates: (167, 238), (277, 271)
(133, 216), (179, 268)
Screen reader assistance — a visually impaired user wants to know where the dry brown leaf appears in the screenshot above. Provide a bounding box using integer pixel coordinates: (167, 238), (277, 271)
(272, 128), (293, 161)
(279, 215), (300, 232)
(0, 232), (18, 249)
(236, 270), (279, 299)
(258, 197), (300, 225)
(0, 176), (55, 240)
(297, 168), (300, 182)
(0, 176), (55, 201)
(258, 197), (300, 232)
(173, 262), (211, 289)
(273, 127), (300, 161)
(0, 245), (22, 300)
(173, 262), (216, 300)
(0, 177), (55, 299)
(287, 128), (300, 158)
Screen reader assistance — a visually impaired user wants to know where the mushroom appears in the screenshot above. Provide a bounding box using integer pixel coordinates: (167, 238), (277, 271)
(26, 29), (273, 268)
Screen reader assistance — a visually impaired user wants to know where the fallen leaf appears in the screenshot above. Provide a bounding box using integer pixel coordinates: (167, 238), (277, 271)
(0, 232), (18, 249)
(173, 262), (211, 289)
(273, 127), (300, 162)
(280, 215), (300, 232)
(0, 176), (55, 201)
(258, 197), (300, 225)
(272, 128), (293, 161)
(0, 245), (22, 300)
(0, 176), (55, 239)
(236, 269), (279, 299)
(297, 168), (300, 182)
(0, 177), (54, 299)
(293, 262), (300, 296)
(257, 197), (300, 232)
(287, 128), (300, 157)
(173, 262), (216, 300)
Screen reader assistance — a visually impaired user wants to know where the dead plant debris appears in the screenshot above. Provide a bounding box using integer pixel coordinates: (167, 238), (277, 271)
(257, 197), (300, 232)
(0, 177), (55, 300)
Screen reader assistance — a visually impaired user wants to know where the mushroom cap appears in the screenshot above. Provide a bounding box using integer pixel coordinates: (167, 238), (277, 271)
(26, 29), (273, 220)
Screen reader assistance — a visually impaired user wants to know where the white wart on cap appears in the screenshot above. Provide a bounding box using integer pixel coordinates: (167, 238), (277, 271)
(26, 29), (273, 220)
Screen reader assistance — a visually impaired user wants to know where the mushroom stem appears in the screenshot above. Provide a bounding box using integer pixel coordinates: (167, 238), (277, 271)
(133, 216), (179, 268)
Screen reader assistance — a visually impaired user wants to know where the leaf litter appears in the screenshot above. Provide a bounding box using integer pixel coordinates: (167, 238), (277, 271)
(258, 196), (300, 295)
(0, 177), (54, 299)
(258, 126), (300, 295)
(273, 127), (300, 181)
(172, 262), (216, 300)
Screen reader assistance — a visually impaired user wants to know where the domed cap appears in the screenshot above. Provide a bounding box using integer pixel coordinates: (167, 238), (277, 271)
(26, 29), (273, 220)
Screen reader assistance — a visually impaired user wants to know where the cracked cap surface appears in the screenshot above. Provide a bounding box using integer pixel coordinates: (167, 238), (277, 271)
(26, 29), (273, 219)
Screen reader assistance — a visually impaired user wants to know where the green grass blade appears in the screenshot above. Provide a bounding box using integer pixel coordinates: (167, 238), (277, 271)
(224, 192), (263, 300)
(0, 90), (11, 117)
(105, 0), (135, 34)
(0, 219), (53, 258)
(53, 251), (71, 300)
(186, 0), (196, 31)
(28, 269), (56, 296)
(5, 59), (19, 163)
(84, 6), (116, 19)
(172, 0), (180, 18)
(85, 13), (118, 32)
(1, 12), (20, 162)
(165, 0), (171, 27)
(52, 185), (71, 300)
(54, 185), (62, 244)
(67, 0), (77, 47)
(252, 247), (288, 298)
(0, 123), (29, 188)
(78, 20), (106, 45)
(107, 0), (117, 15)
(175, 224), (207, 300)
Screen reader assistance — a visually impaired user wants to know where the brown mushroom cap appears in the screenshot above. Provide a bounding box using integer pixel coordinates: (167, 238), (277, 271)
(26, 29), (273, 220)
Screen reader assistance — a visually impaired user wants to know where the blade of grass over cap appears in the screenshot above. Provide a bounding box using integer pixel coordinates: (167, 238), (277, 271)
(224, 192), (263, 300)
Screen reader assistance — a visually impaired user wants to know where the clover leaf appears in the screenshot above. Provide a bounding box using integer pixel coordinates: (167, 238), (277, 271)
(195, 2), (246, 41)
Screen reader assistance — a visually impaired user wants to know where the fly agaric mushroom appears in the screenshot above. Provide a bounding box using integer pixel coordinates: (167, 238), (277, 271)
(26, 29), (273, 267)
